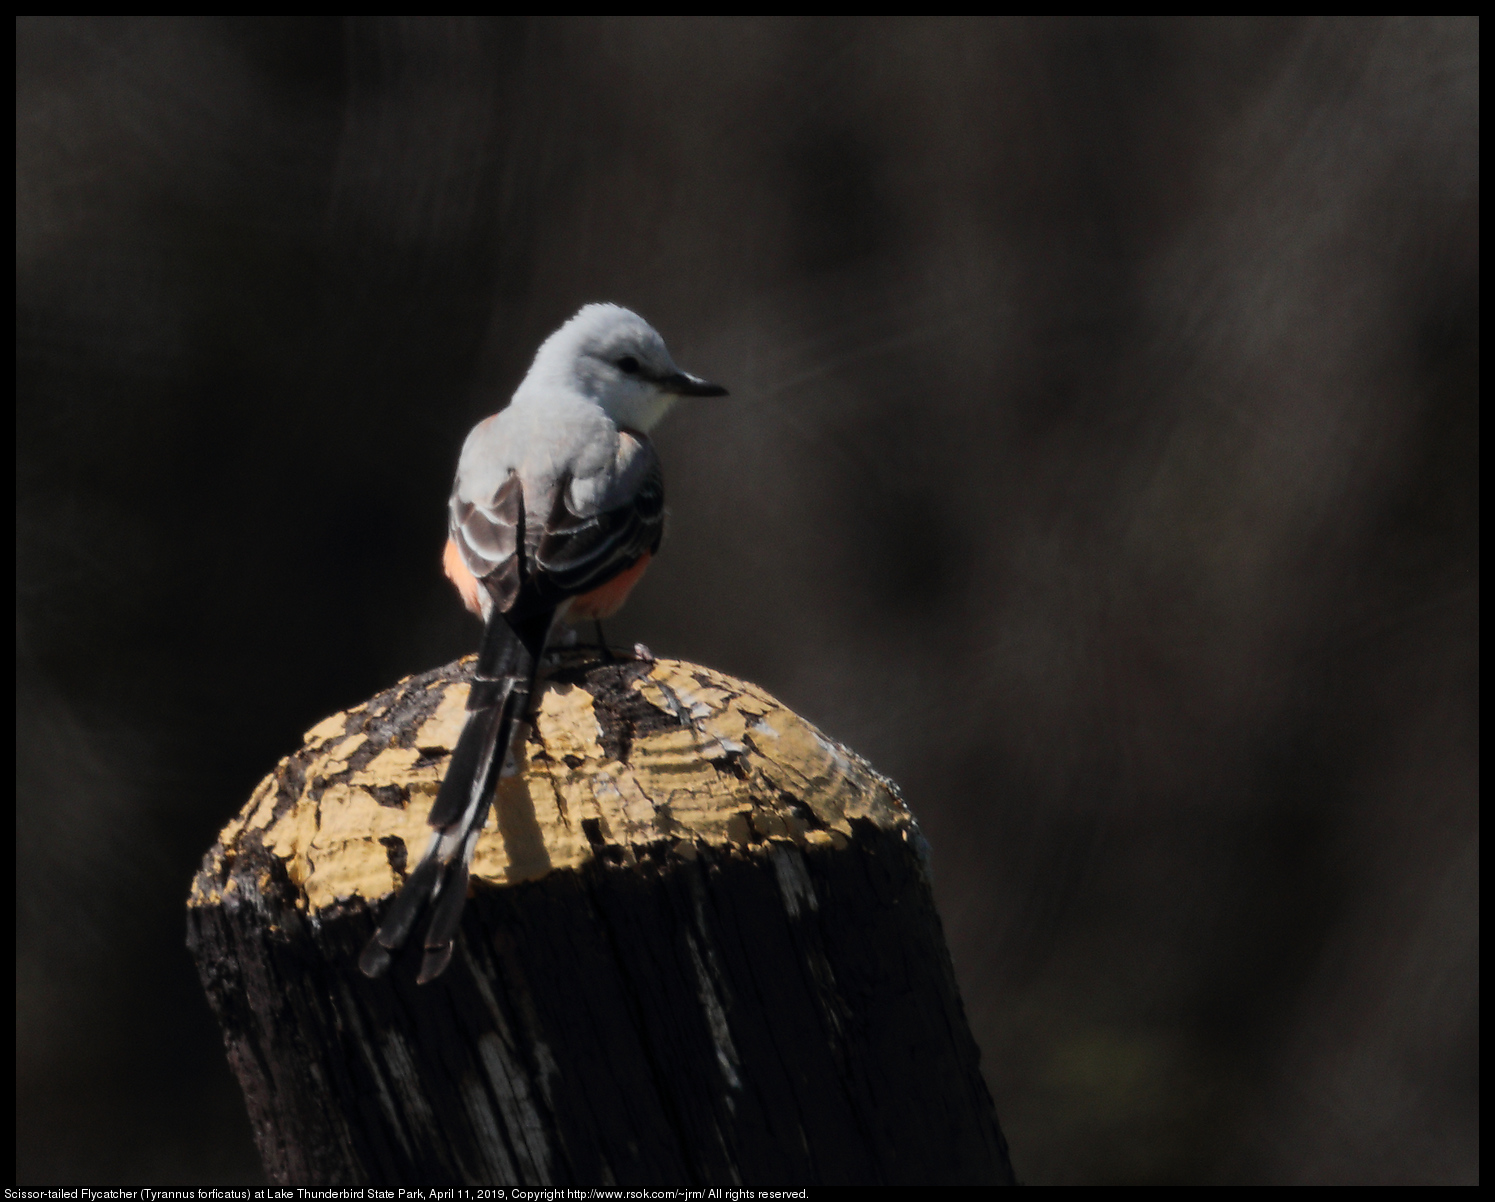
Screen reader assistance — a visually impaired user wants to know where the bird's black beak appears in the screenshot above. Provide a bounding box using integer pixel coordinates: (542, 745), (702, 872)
(661, 371), (729, 397)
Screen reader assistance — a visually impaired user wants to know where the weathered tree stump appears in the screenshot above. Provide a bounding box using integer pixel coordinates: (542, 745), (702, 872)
(186, 651), (1015, 1186)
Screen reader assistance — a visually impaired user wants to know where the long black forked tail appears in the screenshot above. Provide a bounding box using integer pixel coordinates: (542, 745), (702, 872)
(358, 608), (555, 983)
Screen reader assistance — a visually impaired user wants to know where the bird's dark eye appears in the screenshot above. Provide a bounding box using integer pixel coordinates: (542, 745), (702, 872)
(617, 355), (640, 375)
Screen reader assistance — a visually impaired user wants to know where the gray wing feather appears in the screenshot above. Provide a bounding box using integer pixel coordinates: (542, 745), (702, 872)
(451, 473), (523, 612)
(451, 438), (663, 612)
(535, 461), (663, 595)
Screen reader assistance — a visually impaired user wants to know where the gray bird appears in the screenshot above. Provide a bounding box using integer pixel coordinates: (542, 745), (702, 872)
(360, 303), (726, 983)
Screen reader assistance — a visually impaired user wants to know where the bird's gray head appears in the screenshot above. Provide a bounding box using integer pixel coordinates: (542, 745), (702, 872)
(521, 302), (727, 432)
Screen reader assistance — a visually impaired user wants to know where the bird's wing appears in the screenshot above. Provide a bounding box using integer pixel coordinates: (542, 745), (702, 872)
(533, 432), (664, 599)
(450, 430), (663, 612)
(450, 471), (524, 613)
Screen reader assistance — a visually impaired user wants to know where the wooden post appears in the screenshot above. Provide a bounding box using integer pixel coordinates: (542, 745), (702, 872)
(186, 652), (1016, 1186)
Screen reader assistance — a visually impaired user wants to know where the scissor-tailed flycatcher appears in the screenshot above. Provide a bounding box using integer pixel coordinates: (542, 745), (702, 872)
(360, 304), (726, 983)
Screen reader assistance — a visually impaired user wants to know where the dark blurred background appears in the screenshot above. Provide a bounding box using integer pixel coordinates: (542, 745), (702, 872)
(15, 16), (1478, 1186)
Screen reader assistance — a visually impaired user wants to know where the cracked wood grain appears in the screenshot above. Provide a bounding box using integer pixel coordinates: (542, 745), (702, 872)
(186, 651), (1015, 1186)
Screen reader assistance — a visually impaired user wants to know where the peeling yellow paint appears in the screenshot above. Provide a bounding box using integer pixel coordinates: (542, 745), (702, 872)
(303, 712), (349, 747)
(348, 744), (429, 788)
(415, 684), (470, 750)
(233, 770), (280, 842)
(534, 683), (604, 764)
(196, 657), (914, 915)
